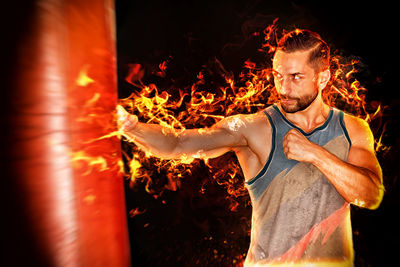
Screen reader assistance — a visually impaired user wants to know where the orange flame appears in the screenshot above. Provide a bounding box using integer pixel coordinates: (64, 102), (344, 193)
(71, 150), (109, 176)
(76, 65), (95, 86)
(129, 207), (146, 218)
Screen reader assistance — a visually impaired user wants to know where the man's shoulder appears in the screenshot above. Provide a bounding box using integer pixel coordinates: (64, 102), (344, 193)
(219, 110), (271, 135)
(342, 112), (370, 131)
(341, 111), (374, 147)
(242, 109), (271, 126)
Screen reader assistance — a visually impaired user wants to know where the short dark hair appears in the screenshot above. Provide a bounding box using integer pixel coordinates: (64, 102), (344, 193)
(276, 29), (330, 72)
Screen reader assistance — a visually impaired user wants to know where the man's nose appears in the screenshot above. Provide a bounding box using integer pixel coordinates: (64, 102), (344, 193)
(279, 77), (291, 96)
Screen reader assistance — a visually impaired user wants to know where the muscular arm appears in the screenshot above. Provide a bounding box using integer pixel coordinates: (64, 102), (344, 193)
(283, 115), (383, 210)
(117, 106), (248, 160)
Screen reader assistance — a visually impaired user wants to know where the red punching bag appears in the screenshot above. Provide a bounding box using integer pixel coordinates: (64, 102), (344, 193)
(4, 0), (131, 266)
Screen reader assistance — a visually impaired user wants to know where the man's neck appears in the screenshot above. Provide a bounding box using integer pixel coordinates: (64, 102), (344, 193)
(278, 97), (331, 133)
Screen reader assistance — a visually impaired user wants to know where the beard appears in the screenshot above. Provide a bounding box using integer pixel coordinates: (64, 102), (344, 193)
(280, 88), (319, 113)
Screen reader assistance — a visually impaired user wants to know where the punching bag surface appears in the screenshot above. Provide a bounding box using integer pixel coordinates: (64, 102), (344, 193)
(4, 0), (130, 266)
(65, 0), (131, 266)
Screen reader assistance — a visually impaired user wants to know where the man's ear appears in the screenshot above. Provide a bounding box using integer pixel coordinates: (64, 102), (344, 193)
(318, 69), (331, 90)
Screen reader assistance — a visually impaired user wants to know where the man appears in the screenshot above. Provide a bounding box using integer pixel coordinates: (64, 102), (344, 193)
(117, 29), (383, 266)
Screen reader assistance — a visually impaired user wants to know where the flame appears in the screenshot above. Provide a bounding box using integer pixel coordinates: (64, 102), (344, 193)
(129, 207), (146, 218)
(128, 157), (141, 184)
(260, 18), (279, 54)
(83, 194), (96, 205)
(85, 93), (101, 107)
(117, 68), (270, 202)
(71, 150), (109, 176)
(76, 65), (95, 86)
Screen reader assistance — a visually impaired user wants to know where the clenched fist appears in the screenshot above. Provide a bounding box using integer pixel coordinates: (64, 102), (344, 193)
(282, 129), (320, 163)
(116, 105), (138, 133)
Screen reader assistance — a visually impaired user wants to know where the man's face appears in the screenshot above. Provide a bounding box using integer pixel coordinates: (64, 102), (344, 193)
(272, 50), (319, 113)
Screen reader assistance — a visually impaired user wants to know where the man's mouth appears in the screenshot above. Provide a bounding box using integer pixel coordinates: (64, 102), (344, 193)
(280, 97), (297, 104)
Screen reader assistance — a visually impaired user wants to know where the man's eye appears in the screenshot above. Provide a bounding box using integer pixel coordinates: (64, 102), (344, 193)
(293, 75), (301, 81)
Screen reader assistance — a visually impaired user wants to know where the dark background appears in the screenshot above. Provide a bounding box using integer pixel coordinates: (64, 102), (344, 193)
(116, 0), (400, 266)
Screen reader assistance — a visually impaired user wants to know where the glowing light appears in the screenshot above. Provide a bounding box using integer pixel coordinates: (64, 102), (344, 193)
(353, 199), (366, 207)
(85, 93), (100, 106)
(71, 151), (108, 176)
(129, 158), (142, 183)
(83, 194), (96, 204)
(227, 117), (245, 132)
(76, 65), (95, 86)
(129, 207), (146, 218)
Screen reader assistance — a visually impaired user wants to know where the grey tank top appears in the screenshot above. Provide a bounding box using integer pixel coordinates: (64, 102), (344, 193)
(244, 105), (354, 266)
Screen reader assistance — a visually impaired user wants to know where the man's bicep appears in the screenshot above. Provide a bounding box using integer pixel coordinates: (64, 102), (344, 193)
(345, 115), (382, 178)
(347, 146), (382, 179)
(210, 115), (249, 144)
(176, 118), (247, 158)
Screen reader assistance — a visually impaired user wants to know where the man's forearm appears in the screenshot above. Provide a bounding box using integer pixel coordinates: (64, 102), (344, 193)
(118, 106), (248, 161)
(123, 122), (180, 159)
(310, 146), (383, 209)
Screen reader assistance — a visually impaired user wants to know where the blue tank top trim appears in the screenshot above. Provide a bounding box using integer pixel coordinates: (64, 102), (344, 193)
(339, 110), (352, 146)
(272, 105), (333, 136)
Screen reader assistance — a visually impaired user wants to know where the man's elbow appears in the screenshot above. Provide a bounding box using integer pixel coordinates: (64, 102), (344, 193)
(355, 185), (384, 210)
(368, 185), (384, 210)
(360, 170), (384, 210)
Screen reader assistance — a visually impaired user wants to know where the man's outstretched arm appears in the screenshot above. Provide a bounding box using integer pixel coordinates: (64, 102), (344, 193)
(116, 105), (248, 160)
(282, 115), (383, 210)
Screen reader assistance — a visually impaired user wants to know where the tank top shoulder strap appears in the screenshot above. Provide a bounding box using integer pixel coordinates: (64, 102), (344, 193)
(332, 108), (352, 146)
(263, 104), (292, 134)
